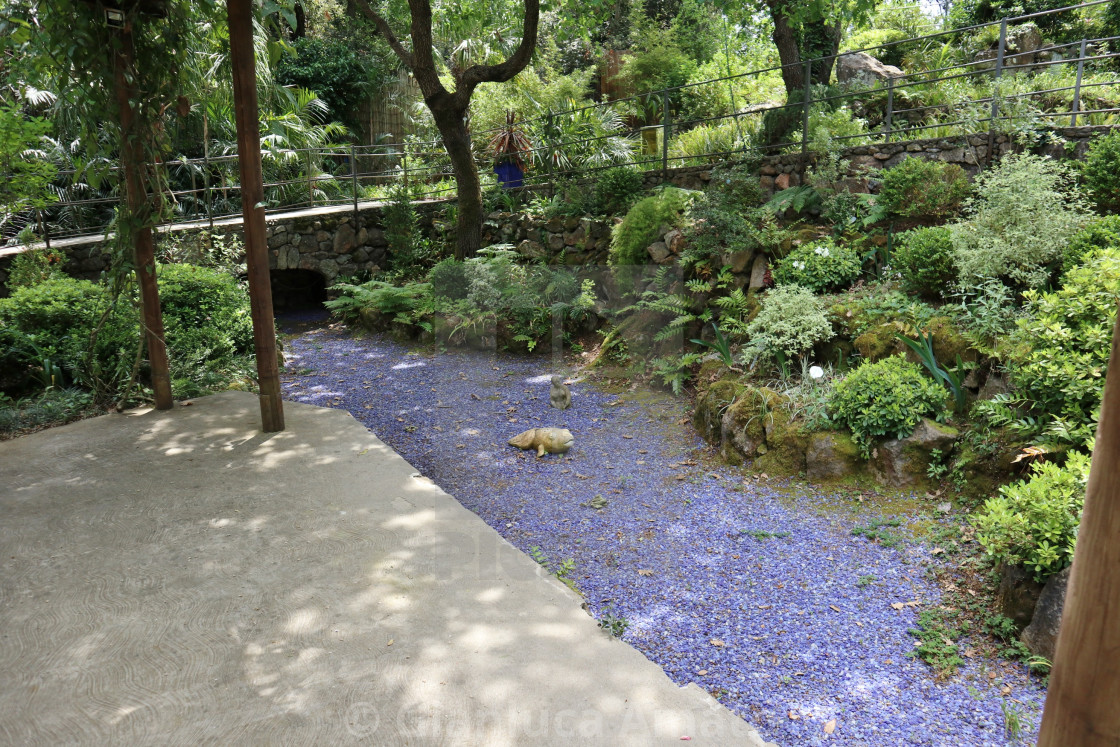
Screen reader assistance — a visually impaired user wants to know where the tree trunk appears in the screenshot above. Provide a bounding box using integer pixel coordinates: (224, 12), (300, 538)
(769, 8), (804, 96)
(431, 100), (481, 260)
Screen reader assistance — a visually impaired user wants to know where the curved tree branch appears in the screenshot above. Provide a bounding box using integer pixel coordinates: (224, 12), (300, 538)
(350, 0), (414, 69)
(456, 0), (539, 100)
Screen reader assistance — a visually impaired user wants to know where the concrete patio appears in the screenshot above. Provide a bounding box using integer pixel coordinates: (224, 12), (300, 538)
(0, 391), (773, 745)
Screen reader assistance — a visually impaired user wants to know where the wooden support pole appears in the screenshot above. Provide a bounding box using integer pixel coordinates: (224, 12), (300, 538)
(113, 24), (173, 411)
(226, 0), (284, 433)
(1037, 306), (1120, 745)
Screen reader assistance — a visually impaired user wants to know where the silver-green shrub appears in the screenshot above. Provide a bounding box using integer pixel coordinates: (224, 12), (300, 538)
(950, 154), (1090, 292)
(741, 284), (833, 366)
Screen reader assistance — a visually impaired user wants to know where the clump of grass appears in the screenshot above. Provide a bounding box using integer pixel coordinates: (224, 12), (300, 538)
(599, 610), (629, 638)
(851, 518), (904, 548)
(742, 529), (791, 541)
(907, 610), (965, 678)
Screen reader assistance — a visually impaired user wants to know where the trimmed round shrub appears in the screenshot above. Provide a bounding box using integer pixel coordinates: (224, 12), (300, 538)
(157, 264), (254, 364)
(877, 157), (970, 219)
(0, 277), (138, 390)
(1082, 128), (1120, 212)
(609, 188), (694, 266)
(892, 226), (956, 299)
(1062, 215), (1120, 274)
(773, 239), (861, 293)
(973, 450), (1089, 581)
(594, 167), (645, 215)
(427, 257), (470, 300)
(742, 284), (833, 365)
(829, 354), (946, 457)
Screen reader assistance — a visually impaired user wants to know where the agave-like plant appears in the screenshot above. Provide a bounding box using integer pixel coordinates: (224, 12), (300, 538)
(487, 111), (532, 170)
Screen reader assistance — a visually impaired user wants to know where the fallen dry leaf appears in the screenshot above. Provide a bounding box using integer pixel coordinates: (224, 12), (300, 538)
(829, 605), (842, 613)
(824, 718), (837, 734)
(710, 639), (725, 647)
(1001, 685), (1012, 695)
(788, 711), (800, 721)
(890, 600), (921, 610)
(697, 669), (708, 675)
(638, 569), (654, 577)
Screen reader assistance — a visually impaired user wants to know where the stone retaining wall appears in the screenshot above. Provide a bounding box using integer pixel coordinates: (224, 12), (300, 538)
(1, 125), (1112, 295)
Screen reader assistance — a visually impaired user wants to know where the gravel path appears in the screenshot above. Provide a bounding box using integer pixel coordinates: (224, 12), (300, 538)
(280, 315), (1047, 746)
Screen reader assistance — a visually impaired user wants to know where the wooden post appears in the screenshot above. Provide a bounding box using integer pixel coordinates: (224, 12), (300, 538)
(226, 0), (284, 433)
(113, 24), (173, 411)
(1037, 306), (1120, 745)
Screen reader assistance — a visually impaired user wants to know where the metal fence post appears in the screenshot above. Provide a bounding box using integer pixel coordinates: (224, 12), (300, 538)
(990, 18), (1008, 126)
(306, 148), (314, 206)
(884, 77), (895, 142)
(545, 109), (554, 197)
(350, 144), (359, 219)
(662, 88), (671, 177)
(984, 18), (1008, 168)
(801, 60), (812, 155)
(402, 142), (410, 190)
(1071, 38), (1088, 126)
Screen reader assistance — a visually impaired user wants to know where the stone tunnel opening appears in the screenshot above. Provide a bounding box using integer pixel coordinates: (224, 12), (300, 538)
(269, 269), (328, 311)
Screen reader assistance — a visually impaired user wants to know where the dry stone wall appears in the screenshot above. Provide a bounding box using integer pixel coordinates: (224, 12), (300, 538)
(1, 125), (1113, 296)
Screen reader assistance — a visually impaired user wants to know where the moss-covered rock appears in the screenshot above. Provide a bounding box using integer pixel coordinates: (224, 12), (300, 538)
(757, 405), (810, 474)
(719, 386), (784, 464)
(926, 315), (976, 364)
(871, 418), (959, 488)
(693, 378), (745, 445)
(806, 431), (863, 481)
(853, 323), (907, 361)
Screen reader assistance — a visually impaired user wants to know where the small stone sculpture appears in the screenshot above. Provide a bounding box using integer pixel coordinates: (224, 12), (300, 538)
(508, 427), (574, 457)
(549, 375), (572, 410)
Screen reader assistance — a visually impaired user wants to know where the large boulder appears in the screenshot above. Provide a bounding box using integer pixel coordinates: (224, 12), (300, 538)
(806, 431), (862, 481)
(837, 52), (905, 87)
(720, 387), (783, 464)
(871, 418), (959, 487)
(996, 563), (1045, 629)
(1020, 566), (1070, 661)
(693, 379), (745, 445)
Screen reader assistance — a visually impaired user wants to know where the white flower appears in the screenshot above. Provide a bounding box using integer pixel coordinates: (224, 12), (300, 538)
(814, 244), (830, 258)
(809, 365), (825, 380)
(793, 260), (806, 270)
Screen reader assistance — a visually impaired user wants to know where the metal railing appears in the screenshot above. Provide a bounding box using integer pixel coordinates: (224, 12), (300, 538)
(6, 0), (1119, 247)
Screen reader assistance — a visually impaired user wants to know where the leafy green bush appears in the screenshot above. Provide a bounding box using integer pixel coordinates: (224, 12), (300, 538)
(950, 154), (1090, 292)
(1063, 215), (1120, 273)
(973, 451), (1090, 581)
(773, 239), (861, 293)
(609, 188), (695, 266)
(0, 277), (138, 393)
(6, 248), (66, 289)
(157, 264), (254, 364)
(1007, 246), (1120, 446)
(893, 227), (956, 298)
(594, 167), (645, 215)
(275, 36), (385, 129)
(428, 257), (470, 300)
(877, 158), (970, 219)
(711, 162), (763, 207)
(829, 355), (946, 457)
(741, 284), (833, 366)
(681, 196), (786, 272)
(1082, 130), (1120, 212)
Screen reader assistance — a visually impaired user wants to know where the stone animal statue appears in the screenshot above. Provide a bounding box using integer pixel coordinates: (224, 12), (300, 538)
(508, 428), (574, 457)
(549, 375), (571, 410)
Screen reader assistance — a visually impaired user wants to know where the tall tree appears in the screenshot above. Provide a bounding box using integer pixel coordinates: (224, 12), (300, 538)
(763, 0), (874, 96)
(352, 0), (538, 259)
